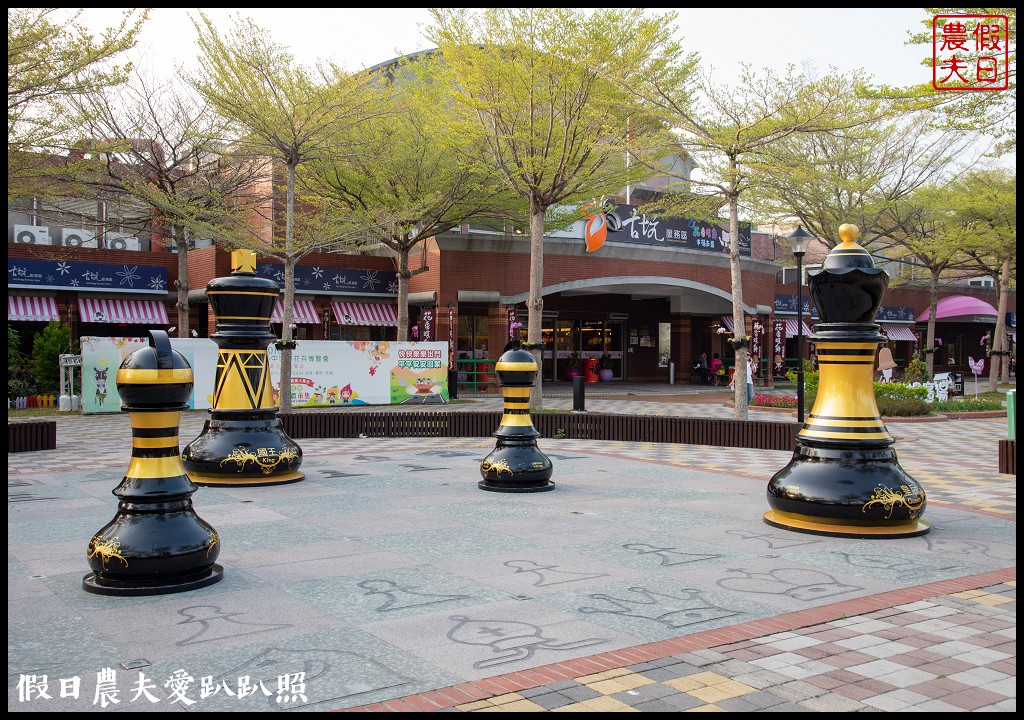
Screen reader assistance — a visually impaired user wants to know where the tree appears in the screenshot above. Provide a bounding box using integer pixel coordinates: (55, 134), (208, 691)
(427, 7), (681, 408)
(29, 321), (74, 394)
(304, 52), (522, 341)
(755, 112), (977, 252)
(191, 11), (382, 411)
(628, 63), (882, 418)
(952, 168), (1016, 389)
(68, 68), (266, 338)
(872, 183), (977, 377)
(8, 8), (147, 200)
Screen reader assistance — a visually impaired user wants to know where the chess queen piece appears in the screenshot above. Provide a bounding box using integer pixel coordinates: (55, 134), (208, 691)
(479, 342), (554, 492)
(182, 250), (303, 486)
(764, 224), (928, 538)
(83, 330), (224, 595)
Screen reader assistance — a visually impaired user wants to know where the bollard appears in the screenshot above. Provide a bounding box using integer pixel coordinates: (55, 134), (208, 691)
(668, 361), (675, 385)
(83, 330), (223, 595)
(448, 369), (459, 400)
(479, 342), (554, 493)
(1008, 389), (1016, 441)
(572, 374), (586, 412)
(765, 224), (928, 538)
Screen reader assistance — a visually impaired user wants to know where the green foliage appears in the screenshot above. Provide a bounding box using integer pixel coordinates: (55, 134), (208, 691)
(877, 397), (931, 417)
(875, 382), (929, 401)
(598, 353), (613, 370)
(553, 428), (567, 440)
(932, 398), (1006, 413)
(7, 324), (35, 397)
(28, 322), (73, 394)
(8, 8), (147, 200)
(903, 352), (928, 383)
(566, 351), (582, 370)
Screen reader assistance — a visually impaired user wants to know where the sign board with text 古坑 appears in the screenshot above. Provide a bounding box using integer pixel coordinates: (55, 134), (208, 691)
(7, 259), (168, 294)
(601, 204), (751, 257)
(80, 338), (449, 413)
(254, 263), (398, 297)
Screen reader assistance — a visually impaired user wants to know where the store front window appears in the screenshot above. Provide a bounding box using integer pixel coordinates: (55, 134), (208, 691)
(457, 315), (489, 360)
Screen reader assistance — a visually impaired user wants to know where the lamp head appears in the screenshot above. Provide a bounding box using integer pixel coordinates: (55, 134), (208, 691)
(786, 225), (813, 257)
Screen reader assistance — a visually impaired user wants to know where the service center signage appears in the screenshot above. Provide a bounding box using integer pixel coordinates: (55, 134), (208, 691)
(602, 204), (751, 257)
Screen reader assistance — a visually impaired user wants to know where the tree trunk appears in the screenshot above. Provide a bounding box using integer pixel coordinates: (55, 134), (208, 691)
(396, 242), (410, 341)
(527, 199), (545, 410)
(925, 269), (940, 378)
(280, 162), (297, 413)
(175, 231), (190, 338)
(989, 256), (1011, 391)
(279, 256), (296, 413)
(727, 160), (747, 420)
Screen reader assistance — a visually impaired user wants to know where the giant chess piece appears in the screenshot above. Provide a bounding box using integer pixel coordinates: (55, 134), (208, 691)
(182, 250), (303, 486)
(764, 224), (928, 538)
(479, 342), (554, 492)
(83, 330), (224, 595)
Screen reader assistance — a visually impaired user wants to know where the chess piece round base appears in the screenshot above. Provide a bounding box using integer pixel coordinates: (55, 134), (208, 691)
(189, 470), (305, 487)
(479, 438), (554, 493)
(183, 414), (303, 486)
(83, 565), (224, 596)
(763, 511), (929, 538)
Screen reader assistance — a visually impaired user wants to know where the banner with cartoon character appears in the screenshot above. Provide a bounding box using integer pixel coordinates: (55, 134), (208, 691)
(81, 338), (449, 412)
(80, 337), (219, 414)
(266, 341), (449, 407)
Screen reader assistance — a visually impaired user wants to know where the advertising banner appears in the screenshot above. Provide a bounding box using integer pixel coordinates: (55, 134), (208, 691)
(81, 339), (449, 413)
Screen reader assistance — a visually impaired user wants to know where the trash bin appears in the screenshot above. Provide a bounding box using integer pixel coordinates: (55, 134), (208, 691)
(583, 358), (599, 383)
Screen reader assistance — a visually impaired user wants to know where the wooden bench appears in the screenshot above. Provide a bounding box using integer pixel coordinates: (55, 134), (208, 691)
(8, 420), (57, 452)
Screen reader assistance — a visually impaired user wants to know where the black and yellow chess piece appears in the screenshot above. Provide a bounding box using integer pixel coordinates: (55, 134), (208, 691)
(83, 330), (224, 595)
(182, 250), (303, 486)
(764, 224), (929, 538)
(479, 342), (554, 492)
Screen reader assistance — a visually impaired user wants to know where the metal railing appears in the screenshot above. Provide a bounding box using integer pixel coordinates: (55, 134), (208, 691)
(455, 359), (498, 393)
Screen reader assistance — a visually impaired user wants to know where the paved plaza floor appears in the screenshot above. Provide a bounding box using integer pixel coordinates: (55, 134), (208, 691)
(8, 385), (1015, 712)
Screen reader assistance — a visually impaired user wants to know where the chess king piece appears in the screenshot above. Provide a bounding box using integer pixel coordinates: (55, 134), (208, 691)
(479, 342), (554, 492)
(83, 330), (224, 595)
(182, 250), (303, 486)
(764, 224), (929, 538)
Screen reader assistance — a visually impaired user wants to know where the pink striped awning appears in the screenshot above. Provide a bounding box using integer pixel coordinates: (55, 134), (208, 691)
(880, 325), (918, 342)
(332, 301), (398, 326)
(782, 318), (814, 337)
(271, 299), (319, 324)
(719, 315), (734, 332)
(9, 295), (60, 322)
(78, 297), (169, 325)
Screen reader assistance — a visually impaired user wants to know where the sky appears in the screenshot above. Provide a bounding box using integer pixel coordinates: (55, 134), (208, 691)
(73, 8), (937, 89)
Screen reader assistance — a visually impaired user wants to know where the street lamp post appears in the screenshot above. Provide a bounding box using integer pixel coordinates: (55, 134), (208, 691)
(787, 226), (813, 424)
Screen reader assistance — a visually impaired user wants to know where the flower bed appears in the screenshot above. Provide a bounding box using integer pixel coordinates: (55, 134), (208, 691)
(751, 394), (798, 409)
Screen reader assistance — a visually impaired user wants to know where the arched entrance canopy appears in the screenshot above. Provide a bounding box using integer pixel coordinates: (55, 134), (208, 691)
(503, 276), (757, 315)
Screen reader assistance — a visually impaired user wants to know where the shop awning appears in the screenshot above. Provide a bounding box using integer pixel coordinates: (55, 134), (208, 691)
(719, 315), (734, 331)
(78, 297), (169, 325)
(9, 295), (59, 322)
(917, 295), (998, 322)
(880, 325), (918, 342)
(782, 318), (813, 337)
(332, 301), (398, 326)
(271, 299), (319, 324)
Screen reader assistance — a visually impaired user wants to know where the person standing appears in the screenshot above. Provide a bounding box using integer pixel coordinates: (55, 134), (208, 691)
(709, 353), (723, 385)
(746, 359), (755, 405)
